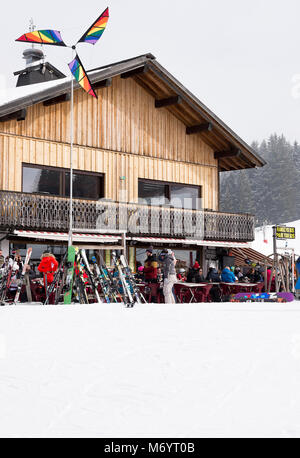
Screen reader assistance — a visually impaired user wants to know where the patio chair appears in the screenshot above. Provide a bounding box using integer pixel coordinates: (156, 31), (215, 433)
(194, 284), (213, 303)
(174, 284), (192, 303)
(252, 282), (264, 294)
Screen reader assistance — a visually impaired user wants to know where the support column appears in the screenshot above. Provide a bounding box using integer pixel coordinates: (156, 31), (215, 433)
(0, 238), (9, 257)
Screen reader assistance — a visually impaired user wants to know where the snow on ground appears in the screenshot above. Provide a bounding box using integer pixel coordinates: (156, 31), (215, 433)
(1, 302), (300, 438)
(251, 219), (300, 257)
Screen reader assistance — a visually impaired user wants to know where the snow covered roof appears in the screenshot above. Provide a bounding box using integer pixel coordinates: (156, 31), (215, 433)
(0, 78), (71, 107)
(0, 53), (265, 170)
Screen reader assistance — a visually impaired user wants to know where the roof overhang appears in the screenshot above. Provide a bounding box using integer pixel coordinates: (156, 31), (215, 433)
(0, 53), (265, 171)
(13, 230), (120, 244)
(130, 236), (250, 248)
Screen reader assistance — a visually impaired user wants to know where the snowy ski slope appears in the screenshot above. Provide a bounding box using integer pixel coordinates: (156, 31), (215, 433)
(1, 302), (300, 438)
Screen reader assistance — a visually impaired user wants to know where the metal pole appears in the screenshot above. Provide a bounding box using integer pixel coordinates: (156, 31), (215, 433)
(273, 226), (279, 292)
(68, 48), (75, 247)
(292, 248), (295, 293)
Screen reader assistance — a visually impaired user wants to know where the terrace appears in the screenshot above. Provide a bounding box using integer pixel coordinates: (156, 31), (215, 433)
(0, 190), (254, 242)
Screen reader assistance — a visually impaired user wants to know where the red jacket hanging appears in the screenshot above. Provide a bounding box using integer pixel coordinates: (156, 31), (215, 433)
(38, 254), (58, 284)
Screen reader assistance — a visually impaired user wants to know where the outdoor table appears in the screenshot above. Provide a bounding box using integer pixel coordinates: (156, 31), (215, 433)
(174, 282), (207, 303)
(220, 282), (258, 296)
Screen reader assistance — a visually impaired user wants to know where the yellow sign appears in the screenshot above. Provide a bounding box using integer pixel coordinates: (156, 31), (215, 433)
(276, 226), (296, 240)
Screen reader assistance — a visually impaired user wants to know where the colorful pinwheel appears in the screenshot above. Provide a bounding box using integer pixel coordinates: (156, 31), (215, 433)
(16, 7), (109, 98)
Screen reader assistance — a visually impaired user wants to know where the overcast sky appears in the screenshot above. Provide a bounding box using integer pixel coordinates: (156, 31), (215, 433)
(1, 0), (300, 144)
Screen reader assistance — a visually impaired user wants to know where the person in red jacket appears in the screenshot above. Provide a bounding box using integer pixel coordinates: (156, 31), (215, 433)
(144, 247), (158, 281)
(144, 247), (159, 302)
(38, 252), (58, 287)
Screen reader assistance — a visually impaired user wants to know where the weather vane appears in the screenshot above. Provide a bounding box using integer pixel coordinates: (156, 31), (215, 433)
(15, 7), (110, 246)
(16, 7), (109, 98)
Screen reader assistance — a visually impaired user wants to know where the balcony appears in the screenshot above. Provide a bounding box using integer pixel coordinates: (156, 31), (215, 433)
(0, 191), (254, 242)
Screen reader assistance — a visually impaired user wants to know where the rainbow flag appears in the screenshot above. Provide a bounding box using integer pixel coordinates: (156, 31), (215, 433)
(77, 7), (109, 45)
(68, 54), (97, 98)
(16, 30), (66, 46)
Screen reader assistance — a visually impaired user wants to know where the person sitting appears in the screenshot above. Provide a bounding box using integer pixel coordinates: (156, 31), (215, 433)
(187, 262), (204, 283)
(136, 266), (145, 282)
(234, 267), (244, 281)
(206, 267), (221, 283)
(221, 266), (236, 283)
(177, 268), (187, 282)
(248, 267), (263, 283)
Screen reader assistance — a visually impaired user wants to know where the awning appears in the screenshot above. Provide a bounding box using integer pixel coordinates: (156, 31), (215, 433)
(13, 230), (120, 244)
(130, 236), (250, 249)
(230, 247), (273, 267)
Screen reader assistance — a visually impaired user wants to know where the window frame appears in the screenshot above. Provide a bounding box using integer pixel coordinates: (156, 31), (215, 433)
(138, 178), (202, 210)
(22, 163), (105, 201)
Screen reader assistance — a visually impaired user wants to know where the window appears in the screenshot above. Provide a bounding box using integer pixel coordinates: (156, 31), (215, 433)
(138, 180), (166, 206)
(170, 184), (201, 210)
(22, 164), (104, 200)
(22, 167), (61, 195)
(65, 172), (101, 200)
(138, 179), (202, 210)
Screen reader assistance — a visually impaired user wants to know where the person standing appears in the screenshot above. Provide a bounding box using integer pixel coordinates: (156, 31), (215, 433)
(159, 249), (177, 303)
(144, 247), (158, 282)
(144, 246), (159, 302)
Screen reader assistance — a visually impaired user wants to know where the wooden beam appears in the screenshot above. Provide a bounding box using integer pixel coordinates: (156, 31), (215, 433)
(0, 109), (27, 122)
(186, 122), (213, 135)
(43, 94), (70, 107)
(93, 78), (112, 89)
(214, 148), (241, 160)
(121, 65), (149, 79)
(155, 95), (182, 109)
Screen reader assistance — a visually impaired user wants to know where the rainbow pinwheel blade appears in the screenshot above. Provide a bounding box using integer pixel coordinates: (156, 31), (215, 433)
(77, 7), (109, 45)
(16, 30), (66, 46)
(68, 54), (97, 98)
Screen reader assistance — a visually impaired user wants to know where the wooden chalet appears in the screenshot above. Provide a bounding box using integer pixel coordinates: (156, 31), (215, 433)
(0, 52), (265, 270)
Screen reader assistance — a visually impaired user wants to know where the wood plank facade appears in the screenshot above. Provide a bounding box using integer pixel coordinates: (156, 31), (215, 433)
(0, 75), (218, 210)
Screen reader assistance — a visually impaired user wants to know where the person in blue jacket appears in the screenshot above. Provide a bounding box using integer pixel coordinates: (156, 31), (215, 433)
(221, 266), (237, 283)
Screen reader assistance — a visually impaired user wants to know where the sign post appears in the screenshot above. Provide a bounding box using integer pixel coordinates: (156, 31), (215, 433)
(272, 226), (296, 293)
(272, 226), (279, 292)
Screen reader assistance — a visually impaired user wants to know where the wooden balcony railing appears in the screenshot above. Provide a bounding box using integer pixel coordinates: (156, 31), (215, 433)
(0, 191), (255, 242)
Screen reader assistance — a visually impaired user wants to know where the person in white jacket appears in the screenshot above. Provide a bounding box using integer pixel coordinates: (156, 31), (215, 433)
(159, 249), (177, 303)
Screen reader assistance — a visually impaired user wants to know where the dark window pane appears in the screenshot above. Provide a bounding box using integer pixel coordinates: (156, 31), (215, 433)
(65, 173), (101, 199)
(22, 167), (60, 196)
(170, 185), (201, 210)
(138, 181), (166, 206)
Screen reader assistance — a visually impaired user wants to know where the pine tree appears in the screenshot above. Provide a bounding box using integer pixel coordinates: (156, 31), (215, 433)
(220, 134), (300, 226)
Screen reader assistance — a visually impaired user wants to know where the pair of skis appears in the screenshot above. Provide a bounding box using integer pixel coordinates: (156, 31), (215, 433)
(63, 247), (102, 305)
(111, 251), (146, 307)
(0, 248), (33, 305)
